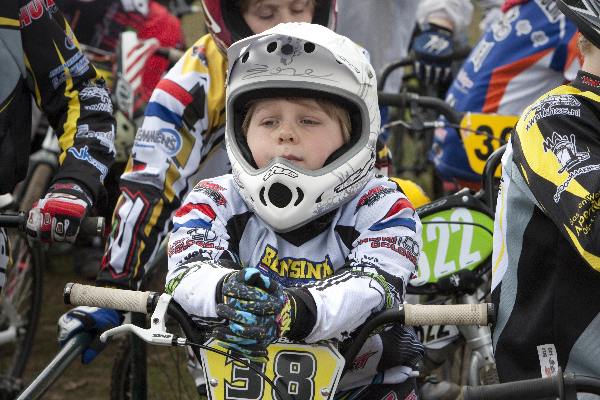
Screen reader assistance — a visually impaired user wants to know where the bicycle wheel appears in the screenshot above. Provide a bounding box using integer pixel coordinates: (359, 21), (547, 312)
(0, 233), (43, 381)
(110, 332), (201, 400)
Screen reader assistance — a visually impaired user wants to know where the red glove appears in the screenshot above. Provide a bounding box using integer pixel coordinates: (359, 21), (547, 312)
(26, 182), (91, 243)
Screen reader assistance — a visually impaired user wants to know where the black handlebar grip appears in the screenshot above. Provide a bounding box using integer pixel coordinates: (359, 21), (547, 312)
(79, 217), (105, 238)
(0, 213), (26, 228)
(463, 375), (562, 400)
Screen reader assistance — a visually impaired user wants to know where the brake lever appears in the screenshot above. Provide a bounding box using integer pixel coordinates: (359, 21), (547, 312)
(100, 293), (186, 346)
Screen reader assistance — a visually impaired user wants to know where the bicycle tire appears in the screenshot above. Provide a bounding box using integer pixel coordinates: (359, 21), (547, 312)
(0, 233), (44, 380)
(110, 332), (200, 400)
(18, 163), (54, 213)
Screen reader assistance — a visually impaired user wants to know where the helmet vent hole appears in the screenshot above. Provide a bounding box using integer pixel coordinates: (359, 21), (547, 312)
(281, 43), (294, 55)
(304, 42), (315, 53)
(268, 183), (292, 208)
(259, 187), (267, 206)
(241, 52), (249, 63)
(267, 42), (277, 53)
(294, 188), (304, 206)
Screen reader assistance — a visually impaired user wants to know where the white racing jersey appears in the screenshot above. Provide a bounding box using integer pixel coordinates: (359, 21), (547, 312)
(166, 175), (424, 390)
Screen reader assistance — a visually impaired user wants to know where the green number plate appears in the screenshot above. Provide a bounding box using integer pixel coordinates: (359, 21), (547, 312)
(411, 207), (494, 286)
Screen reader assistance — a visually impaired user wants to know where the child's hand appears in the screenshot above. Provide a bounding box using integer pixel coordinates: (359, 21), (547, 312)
(213, 268), (291, 360)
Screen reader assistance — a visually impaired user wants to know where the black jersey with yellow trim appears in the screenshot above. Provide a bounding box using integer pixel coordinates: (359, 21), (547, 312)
(491, 70), (600, 383)
(0, 0), (115, 202)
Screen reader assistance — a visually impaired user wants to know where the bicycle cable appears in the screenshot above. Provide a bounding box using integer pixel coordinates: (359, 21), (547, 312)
(183, 339), (287, 400)
(420, 220), (494, 238)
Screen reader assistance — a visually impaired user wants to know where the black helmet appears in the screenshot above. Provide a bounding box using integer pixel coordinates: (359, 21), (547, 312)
(557, 0), (600, 48)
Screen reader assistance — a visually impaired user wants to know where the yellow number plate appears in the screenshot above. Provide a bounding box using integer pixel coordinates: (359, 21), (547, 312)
(459, 113), (519, 176)
(201, 340), (345, 400)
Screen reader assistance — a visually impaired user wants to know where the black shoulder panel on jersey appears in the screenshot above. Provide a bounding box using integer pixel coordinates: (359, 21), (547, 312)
(225, 211), (253, 256)
(334, 225), (360, 250)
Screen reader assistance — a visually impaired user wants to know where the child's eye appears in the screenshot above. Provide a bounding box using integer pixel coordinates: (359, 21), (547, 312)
(300, 118), (320, 125)
(260, 119), (277, 127)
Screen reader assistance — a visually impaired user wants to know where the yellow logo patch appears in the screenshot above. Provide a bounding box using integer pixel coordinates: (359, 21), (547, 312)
(259, 245), (334, 282)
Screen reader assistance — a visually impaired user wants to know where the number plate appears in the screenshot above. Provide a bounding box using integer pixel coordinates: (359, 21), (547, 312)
(201, 340), (345, 400)
(459, 113), (519, 176)
(411, 207), (494, 286)
(415, 324), (461, 349)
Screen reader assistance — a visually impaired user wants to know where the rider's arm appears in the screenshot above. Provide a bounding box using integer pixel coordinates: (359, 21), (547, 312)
(21, 4), (115, 204)
(97, 35), (228, 289)
(301, 178), (422, 343)
(165, 178), (241, 322)
(509, 92), (600, 271)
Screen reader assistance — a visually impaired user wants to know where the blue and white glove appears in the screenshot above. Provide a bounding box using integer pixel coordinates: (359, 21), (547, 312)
(26, 182), (92, 244)
(213, 268), (293, 360)
(57, 306), (123, 364)
(413, 23), (455, 85)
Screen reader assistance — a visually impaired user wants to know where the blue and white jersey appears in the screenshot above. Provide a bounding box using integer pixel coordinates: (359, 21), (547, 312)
(432, 0), (580, 183)
(166, 175), (424, 390)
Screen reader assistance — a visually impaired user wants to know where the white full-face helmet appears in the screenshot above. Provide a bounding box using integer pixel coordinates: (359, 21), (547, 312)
(225, 22), (380, 232)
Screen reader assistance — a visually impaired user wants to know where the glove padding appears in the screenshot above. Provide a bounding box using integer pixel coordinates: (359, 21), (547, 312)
(26, 182), (91, 243)
(413, 23), (455, 85)
(213, 268), (293, 360)
(57, 306), (123, 364)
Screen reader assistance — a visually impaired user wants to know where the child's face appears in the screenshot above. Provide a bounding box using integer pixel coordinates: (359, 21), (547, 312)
(246, 99), (346, 170)
(242, 0), (315, 34)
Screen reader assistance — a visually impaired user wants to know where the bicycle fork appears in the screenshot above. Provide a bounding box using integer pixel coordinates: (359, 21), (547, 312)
(457, 294), (499, 386)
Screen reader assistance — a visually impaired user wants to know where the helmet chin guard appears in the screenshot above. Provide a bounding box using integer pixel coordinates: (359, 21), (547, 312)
(226, 23), (380, 232)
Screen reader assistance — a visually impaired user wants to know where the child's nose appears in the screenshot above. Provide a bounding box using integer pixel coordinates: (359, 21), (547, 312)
(277, 123), (297, 143)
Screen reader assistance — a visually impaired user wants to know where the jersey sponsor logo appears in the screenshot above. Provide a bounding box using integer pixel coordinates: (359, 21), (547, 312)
(535, 0), (562, 23)
(470, 40), (494, 73)
(168, 237), (222, 257)
(258, 244), (334, 283)
(49, 52), (90, 89)
(349, 350), (377, 371)
(67, 145), (108, 180)
(543, 132), (600, 202)
(455, 70), (474, 92)
(357, 236), (419, 266)
(531, 30), (550, 47)
(191, 45), (208, 67)
(80, 84), (113, 113)
(356, 186), (396, 211)
(76, 124), (116, 156)
(581, 74), (600, 88)
(193, 181), (227, 206)
(524, 94), (581, 130)
(134, 128), (182, 156)
(569, 192), (600, 236)
(516, 19), (532, 36)
(19, 0), (57, 27)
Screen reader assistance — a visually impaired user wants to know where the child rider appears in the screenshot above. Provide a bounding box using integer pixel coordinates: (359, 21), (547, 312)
(166, 22), (424, 398)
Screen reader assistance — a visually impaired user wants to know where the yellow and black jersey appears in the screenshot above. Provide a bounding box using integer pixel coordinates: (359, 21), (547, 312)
(0, 0), (115, 201)
(491, 70), (600, 382)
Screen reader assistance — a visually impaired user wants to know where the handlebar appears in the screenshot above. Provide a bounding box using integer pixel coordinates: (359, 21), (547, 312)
(378, 92), (463, 125)
(64, 283), (494, 369)
(0, 213), (105, 238)
(461, 371), (600, 399)
(378, 48), (471, 91)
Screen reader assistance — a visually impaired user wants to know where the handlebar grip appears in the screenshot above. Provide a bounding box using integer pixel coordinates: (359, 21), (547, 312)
(462, 375), (562, 400)
(0, 213), (26, 228)
(79, 217), (105, 238)
(64, 283), (155, 314)
(404, 303), (493, 326)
